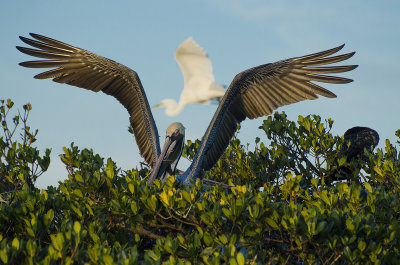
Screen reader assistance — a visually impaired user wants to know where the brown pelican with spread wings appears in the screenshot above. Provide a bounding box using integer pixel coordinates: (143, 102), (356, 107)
(17, 33), (357, 186)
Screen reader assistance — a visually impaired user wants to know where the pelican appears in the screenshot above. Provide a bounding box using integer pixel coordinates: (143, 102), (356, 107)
(17, 33), (357, 186)
(148, 122), (185, 184)
(152, 37), (225, 116)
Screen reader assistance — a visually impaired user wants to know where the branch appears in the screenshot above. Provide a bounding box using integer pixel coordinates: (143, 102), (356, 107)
(202, 178), (233, 189)
(144, 219), (186, 234)
(116, 224), (165, 240)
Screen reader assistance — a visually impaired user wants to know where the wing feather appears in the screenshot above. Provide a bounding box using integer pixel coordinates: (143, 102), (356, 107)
(181, 44), (357, 183)
(17, 33), (161, 168)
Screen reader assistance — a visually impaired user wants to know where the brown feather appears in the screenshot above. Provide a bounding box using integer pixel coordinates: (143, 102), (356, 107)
(305, 73), (353, 84)
(17, 34), (161, 168)
(294, 65), (358, 74)
(301, 52), (355, 66)
(295, 44), (345, 61)
(16, 46), (71, 59)
(30, 33), (76, 50)
(184, 44), (357, 181)
(19, 36), (74, 54)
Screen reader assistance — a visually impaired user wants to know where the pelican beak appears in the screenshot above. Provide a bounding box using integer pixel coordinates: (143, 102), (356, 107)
(147, 133), (184, 186)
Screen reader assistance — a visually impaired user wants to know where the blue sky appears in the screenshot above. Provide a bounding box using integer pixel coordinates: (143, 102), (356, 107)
(1, 1), (399, 188)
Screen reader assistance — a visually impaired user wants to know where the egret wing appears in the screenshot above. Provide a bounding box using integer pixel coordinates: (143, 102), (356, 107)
(181, 44), (357, 183)
(175, 37), (217, 96)
(17, 33), (161, 168)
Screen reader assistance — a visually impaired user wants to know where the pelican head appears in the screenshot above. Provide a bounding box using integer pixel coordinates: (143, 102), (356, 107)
(147, 122), (185, 185)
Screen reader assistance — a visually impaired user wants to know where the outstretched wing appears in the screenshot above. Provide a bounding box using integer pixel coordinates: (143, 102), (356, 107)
(17, 33), (161, 168)
(175, 37), (224, 100)
(181, 44), (358, 183)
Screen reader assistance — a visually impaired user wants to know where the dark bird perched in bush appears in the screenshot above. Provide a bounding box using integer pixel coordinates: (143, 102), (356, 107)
(342, 126), (379, 162)
(327, 126), (379, 182)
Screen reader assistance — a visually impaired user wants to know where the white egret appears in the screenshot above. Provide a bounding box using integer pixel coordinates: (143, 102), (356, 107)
(153, 37), (225, 116)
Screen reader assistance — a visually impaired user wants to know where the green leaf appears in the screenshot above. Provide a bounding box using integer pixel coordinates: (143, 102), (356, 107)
(203, 233), (213, 246)
(12, 238), (19, 250)
(249, 204), (259, 218)
(229, 258), (238, 265)
(7, 99), (14, 109)
(71, 204), (83, 218)
(182, 190), (192, 202)
(146, 195), (157, 211)
(75, 173), (84, 183)
(26, 240), (35, 257)
(364, 182), (372, 193)
(218, 234), (228, 245)
(44, 209), (54, 226)
(196, 226), (203, 237)
(85, 203), (94, 215)
(358, 240), (366, 252)
(320, 191), (331, 206)
(128, 183), (135, 194)
(26, 227), (35, 237)
(346, 219), (355, 232)
(222, 207), (231, 218)
(344, 246), (352, 259)
(0, 250), (7, 263)
(74, 221), (81, 234)
(237, 252), (245, 265)
(266, 217), (279, 229)
(159, 190), (170, 206)
(316, 221), (327, 234)
(65, 257), (73, 265)
(147, 250), (159, 260)
(73, 189), (83, 198)
(338, 157), (347, 166)
(102, 255), (114, 265)
(131, 201), (138, 214)
(201, 247), (214, 257)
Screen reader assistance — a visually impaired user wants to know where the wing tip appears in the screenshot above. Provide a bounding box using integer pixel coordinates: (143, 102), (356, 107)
(19, 35), (32, 45)
(18, 61), (28, 67)
(347, 51), (356, 57)
(33, 74), (44, 79)
(29, 33), (41, 39)
(349, 65), (358, 70)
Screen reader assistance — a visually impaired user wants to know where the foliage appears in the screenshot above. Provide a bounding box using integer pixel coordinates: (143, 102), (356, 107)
(1, 100), (400, 264)
(0, 99), (50, 196)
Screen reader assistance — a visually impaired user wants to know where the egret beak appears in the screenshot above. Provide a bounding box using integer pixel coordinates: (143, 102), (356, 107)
(147, 133), (184, 186)
(152, 103), (162, 109)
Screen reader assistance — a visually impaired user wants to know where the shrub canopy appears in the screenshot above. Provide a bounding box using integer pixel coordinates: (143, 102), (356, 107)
(1, 99), (400, 264)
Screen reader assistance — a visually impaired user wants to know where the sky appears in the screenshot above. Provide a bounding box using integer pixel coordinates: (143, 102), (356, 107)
(1, 0), (399, 188)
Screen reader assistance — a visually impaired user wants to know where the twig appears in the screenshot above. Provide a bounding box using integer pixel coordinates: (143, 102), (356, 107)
(330, 251), (343, 265)
(145, 219), (186, 234)
(166, 208), (198, 227)
(116, 224), (165, 240)
(202, 178), (233, 189)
